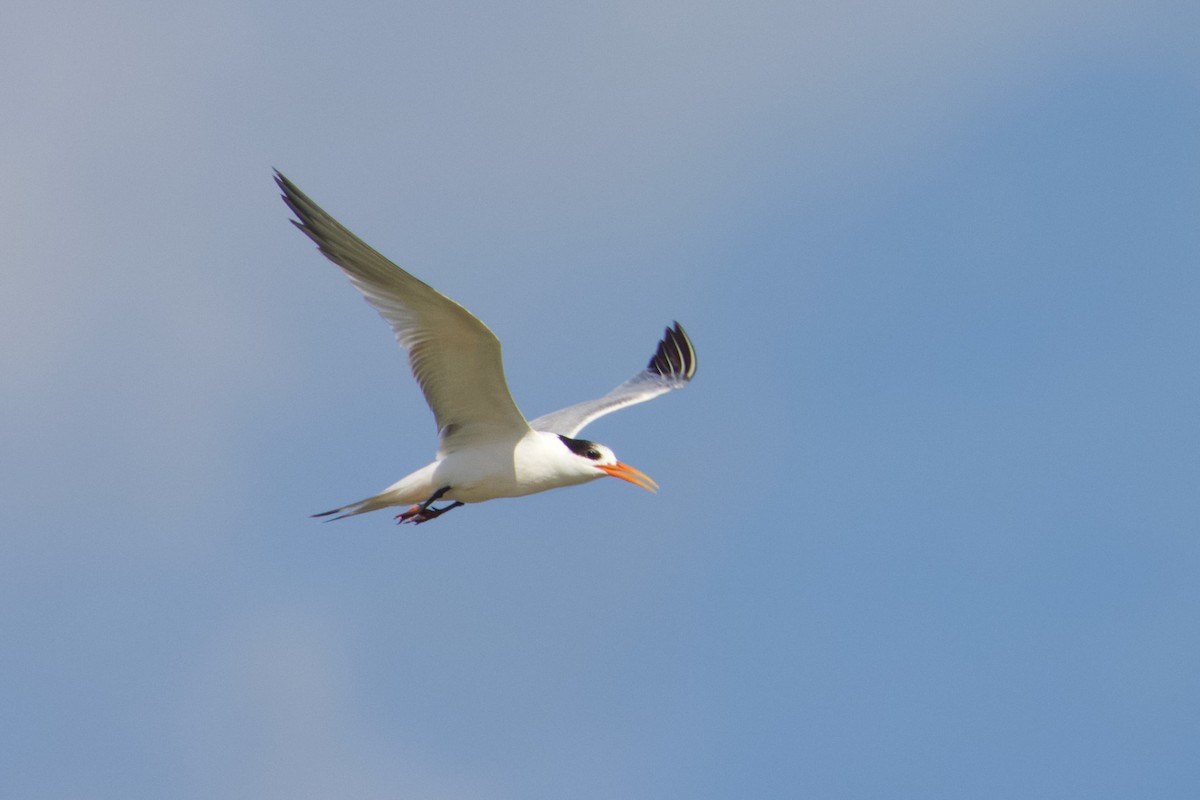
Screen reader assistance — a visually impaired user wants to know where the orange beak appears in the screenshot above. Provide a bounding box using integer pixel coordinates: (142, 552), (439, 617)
(598, 461), (658, 493)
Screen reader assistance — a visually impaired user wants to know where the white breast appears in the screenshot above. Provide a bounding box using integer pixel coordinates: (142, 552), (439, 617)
(433, 431), (599, 503)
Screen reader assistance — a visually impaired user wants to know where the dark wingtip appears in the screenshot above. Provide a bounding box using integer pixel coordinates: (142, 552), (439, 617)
(274, 172), (323, 244)
(646, 321), (697, 380)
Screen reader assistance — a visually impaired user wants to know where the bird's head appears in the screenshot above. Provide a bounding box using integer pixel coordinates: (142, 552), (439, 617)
(557, 434), (658, 492)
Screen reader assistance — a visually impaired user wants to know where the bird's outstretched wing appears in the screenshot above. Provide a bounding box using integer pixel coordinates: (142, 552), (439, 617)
(276, 171), (530, 454)
(529, 322), (697, 437)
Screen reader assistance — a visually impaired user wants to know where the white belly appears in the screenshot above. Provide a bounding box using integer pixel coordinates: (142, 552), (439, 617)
(433, 433), (599, 503)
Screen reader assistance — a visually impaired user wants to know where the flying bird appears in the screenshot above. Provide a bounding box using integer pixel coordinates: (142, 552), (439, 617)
(276, 171), (697, 524)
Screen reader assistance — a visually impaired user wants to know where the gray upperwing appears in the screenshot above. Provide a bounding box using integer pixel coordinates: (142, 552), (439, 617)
(529, 322), (697, 437)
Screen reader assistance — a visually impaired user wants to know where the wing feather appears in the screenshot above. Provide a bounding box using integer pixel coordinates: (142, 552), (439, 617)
(276, 171), (530, 453)
(529, 322), (697, 437)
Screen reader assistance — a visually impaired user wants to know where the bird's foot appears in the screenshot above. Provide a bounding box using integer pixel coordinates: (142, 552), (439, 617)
(395, 504), (425, 524)
(395, 501), (463, 525)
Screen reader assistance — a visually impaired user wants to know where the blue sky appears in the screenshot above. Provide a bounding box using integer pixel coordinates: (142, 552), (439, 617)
(2, 1), (1198, 797)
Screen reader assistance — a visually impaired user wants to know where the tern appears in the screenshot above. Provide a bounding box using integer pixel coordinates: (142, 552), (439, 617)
(277, 171), (697, 524)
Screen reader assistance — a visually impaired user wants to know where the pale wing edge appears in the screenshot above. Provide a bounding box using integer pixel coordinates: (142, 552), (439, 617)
(276, 170), (530, 441)
(529, 322), (697, 437)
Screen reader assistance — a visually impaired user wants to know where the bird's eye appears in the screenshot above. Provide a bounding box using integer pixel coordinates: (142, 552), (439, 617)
(586, 449), (601, 460)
